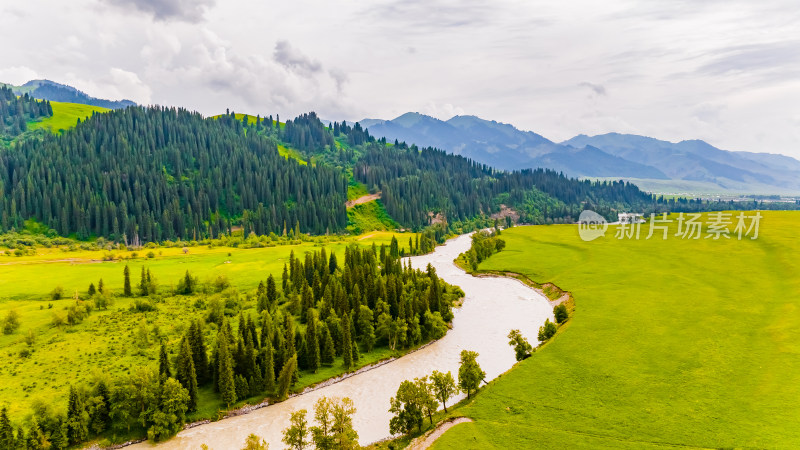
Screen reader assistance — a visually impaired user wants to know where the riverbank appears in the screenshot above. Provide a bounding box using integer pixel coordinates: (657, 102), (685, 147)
(127, 233), (553, 449)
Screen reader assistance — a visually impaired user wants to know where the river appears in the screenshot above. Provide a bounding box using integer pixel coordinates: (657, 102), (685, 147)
(131, 232), (553, 449)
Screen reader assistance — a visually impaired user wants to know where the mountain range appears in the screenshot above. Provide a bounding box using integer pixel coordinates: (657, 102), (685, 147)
(1, 79), (135, 110)
(3, 78), (797, 195)
(361, 113), (800, 195)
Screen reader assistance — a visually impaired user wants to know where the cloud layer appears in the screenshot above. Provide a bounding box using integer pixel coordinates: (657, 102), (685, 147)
(1, 0), (798, 158)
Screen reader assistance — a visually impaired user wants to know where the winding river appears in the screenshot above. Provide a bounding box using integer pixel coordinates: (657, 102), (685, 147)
(132, 233), (552, 449)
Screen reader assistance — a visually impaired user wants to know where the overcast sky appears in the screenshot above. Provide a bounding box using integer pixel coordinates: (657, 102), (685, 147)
(1, 0), (799, 158)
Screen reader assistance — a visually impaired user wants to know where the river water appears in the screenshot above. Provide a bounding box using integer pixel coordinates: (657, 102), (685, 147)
(131, 233), (552, 449)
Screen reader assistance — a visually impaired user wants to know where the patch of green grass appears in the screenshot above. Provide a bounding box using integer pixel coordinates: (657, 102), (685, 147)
(347, 180), (369, 201)
(28, 101), (110, 133)
(347, 200), (399, 234)
(277, 143), (309, 165)
(434, 211), (800, 449)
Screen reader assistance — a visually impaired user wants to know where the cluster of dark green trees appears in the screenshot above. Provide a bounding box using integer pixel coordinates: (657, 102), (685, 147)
(0, 86), (52, 136)
(0, 106), (347, 241)
(0, 369), (191, 449)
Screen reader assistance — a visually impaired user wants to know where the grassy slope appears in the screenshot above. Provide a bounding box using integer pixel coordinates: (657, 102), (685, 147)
(0, 232), (410, 419)
(28, 101), (110, 133)
(347, 200), (398, 234)
(434, 211), (800, 449)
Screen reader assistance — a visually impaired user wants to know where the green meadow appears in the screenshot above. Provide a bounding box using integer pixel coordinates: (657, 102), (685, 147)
(0, 232), (405, 420)
(28, 101), (110, 133)
(434, 211), (800, 449)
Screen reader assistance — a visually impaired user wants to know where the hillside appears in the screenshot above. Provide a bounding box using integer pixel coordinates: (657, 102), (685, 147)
(28, 101), (109, 133)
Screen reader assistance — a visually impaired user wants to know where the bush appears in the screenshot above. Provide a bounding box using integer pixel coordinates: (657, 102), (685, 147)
(147, 251), (155, 259)
(130, 299), (157, 312)
(3, 310), (21, 334)
(554, 303), (569, 324)
(538, 319), (557, 341)
(50, 286), (65, 300)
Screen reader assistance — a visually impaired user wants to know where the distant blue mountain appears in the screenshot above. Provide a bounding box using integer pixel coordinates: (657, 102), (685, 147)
(561, 133), (800, 191)
(5, 79), (135, 110)
(358, 113), (800, 193)
(361, 113), (665, 177)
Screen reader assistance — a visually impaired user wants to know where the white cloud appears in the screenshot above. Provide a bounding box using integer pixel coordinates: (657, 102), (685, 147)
(0, 66), (39, 85)
(0, 0), (799, 159)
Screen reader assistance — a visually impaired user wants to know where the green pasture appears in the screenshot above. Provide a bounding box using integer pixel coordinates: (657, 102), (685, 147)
(434, 211), (800, 449)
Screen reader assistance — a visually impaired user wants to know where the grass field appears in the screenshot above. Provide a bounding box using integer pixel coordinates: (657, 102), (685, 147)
(27, 101), (110, 133)
(0, 232), (409, 421)
(434, 211), (800, 449)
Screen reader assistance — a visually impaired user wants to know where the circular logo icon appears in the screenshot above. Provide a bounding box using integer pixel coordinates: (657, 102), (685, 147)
(578, 210), (607, 241)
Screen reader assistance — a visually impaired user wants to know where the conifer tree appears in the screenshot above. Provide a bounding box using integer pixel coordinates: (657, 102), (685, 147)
(176, 337), (198, 411)
(217, 330), (236, 407)
(189, 320), (209, 385)
(0, 407), (13, 449)
(66, 385), (88, 444)
(261, 337), (276, 393)
(139, 266), (149, 296)
(341, 313), (353, 370)
(123, 265), (132, 297)
(321, 323), (335, 366)
(266, 274), (278, 308)
(277, 354), (297, 400)
(305, 310), (320, 373)
(158, 343), (171, 379)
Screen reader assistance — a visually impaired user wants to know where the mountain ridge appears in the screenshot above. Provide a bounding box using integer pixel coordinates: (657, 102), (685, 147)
(1, 79), (136, 110)
(359, 113), (800, 194)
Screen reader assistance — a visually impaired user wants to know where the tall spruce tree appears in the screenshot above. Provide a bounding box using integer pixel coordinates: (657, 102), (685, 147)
(341, 312), (353, 370)
(123, 265), (132, 297)
(217, 329), (236, 407)
(66, 385), (88, 444)
(176, 337), (199, 411)
(188, 320), (209, 385)
(305, 310), (320, 373)
(158, 343), (171, 379)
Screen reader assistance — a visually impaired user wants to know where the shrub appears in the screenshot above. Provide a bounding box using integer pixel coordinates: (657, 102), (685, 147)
(50, 286), (65, 300)
(3, 310), (21, 334)
(538, 319), (557, 341)
(147, 251), (155, 259)
(130, 299), (157, 312)
(554, 303), (569, 324)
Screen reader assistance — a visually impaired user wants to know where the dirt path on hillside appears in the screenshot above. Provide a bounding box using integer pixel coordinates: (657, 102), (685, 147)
(346, 192), (382, 208)
(407, 417), (474, 450)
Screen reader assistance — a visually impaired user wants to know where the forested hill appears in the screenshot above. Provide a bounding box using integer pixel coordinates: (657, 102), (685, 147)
(0, 107), (348, 242)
